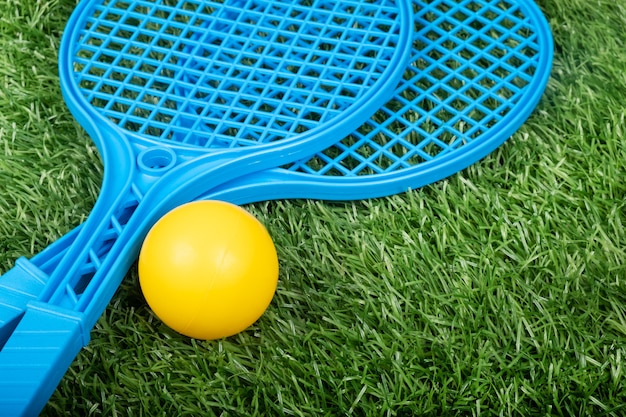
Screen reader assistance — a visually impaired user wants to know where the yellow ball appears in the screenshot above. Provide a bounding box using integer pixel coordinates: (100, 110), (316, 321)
(138, 200), (279, 340)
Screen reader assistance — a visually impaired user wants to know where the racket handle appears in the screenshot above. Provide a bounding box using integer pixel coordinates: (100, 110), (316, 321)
(0, 225), (84, 348)
(0, 303), (85, 417)
(0, 258), (49, 349)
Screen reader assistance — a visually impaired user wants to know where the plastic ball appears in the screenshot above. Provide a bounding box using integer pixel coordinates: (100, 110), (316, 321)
(138, 200), (279, 340)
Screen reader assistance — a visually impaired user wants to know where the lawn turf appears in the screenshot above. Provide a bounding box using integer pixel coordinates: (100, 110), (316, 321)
(0, 0), (625, 415)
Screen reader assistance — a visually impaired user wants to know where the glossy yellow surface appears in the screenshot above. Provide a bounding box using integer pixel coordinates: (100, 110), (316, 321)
(139, 200), (279, 340)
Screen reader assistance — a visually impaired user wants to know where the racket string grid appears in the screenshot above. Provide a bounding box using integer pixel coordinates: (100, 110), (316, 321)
(288, 0), (543, 178)
(75, 0), (405, 148)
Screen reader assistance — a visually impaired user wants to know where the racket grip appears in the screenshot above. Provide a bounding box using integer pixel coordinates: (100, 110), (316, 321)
(0, 303), (85, 417)
(0, 226), (83, 347)
(0, 258), (49, 349)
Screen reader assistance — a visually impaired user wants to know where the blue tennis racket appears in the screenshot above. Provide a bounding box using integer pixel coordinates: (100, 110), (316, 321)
(0, 0), (412, 414)
(0, 0), (554, 415)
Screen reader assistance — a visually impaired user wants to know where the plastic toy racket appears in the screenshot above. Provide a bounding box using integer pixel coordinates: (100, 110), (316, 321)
(0, 0), (554, 414)
(0, 0), (412, 414)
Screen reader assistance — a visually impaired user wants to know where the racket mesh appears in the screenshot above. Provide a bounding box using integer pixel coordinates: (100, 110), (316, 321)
(71, 0), (404, 148)
(287, 0), (544, 176)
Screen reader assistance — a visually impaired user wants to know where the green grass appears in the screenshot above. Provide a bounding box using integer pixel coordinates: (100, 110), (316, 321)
(1, 0), (626, 415)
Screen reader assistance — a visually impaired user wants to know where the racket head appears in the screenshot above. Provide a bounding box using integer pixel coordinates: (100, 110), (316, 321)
(59, 0), (413, 158)
(206, 0), (554, 203)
